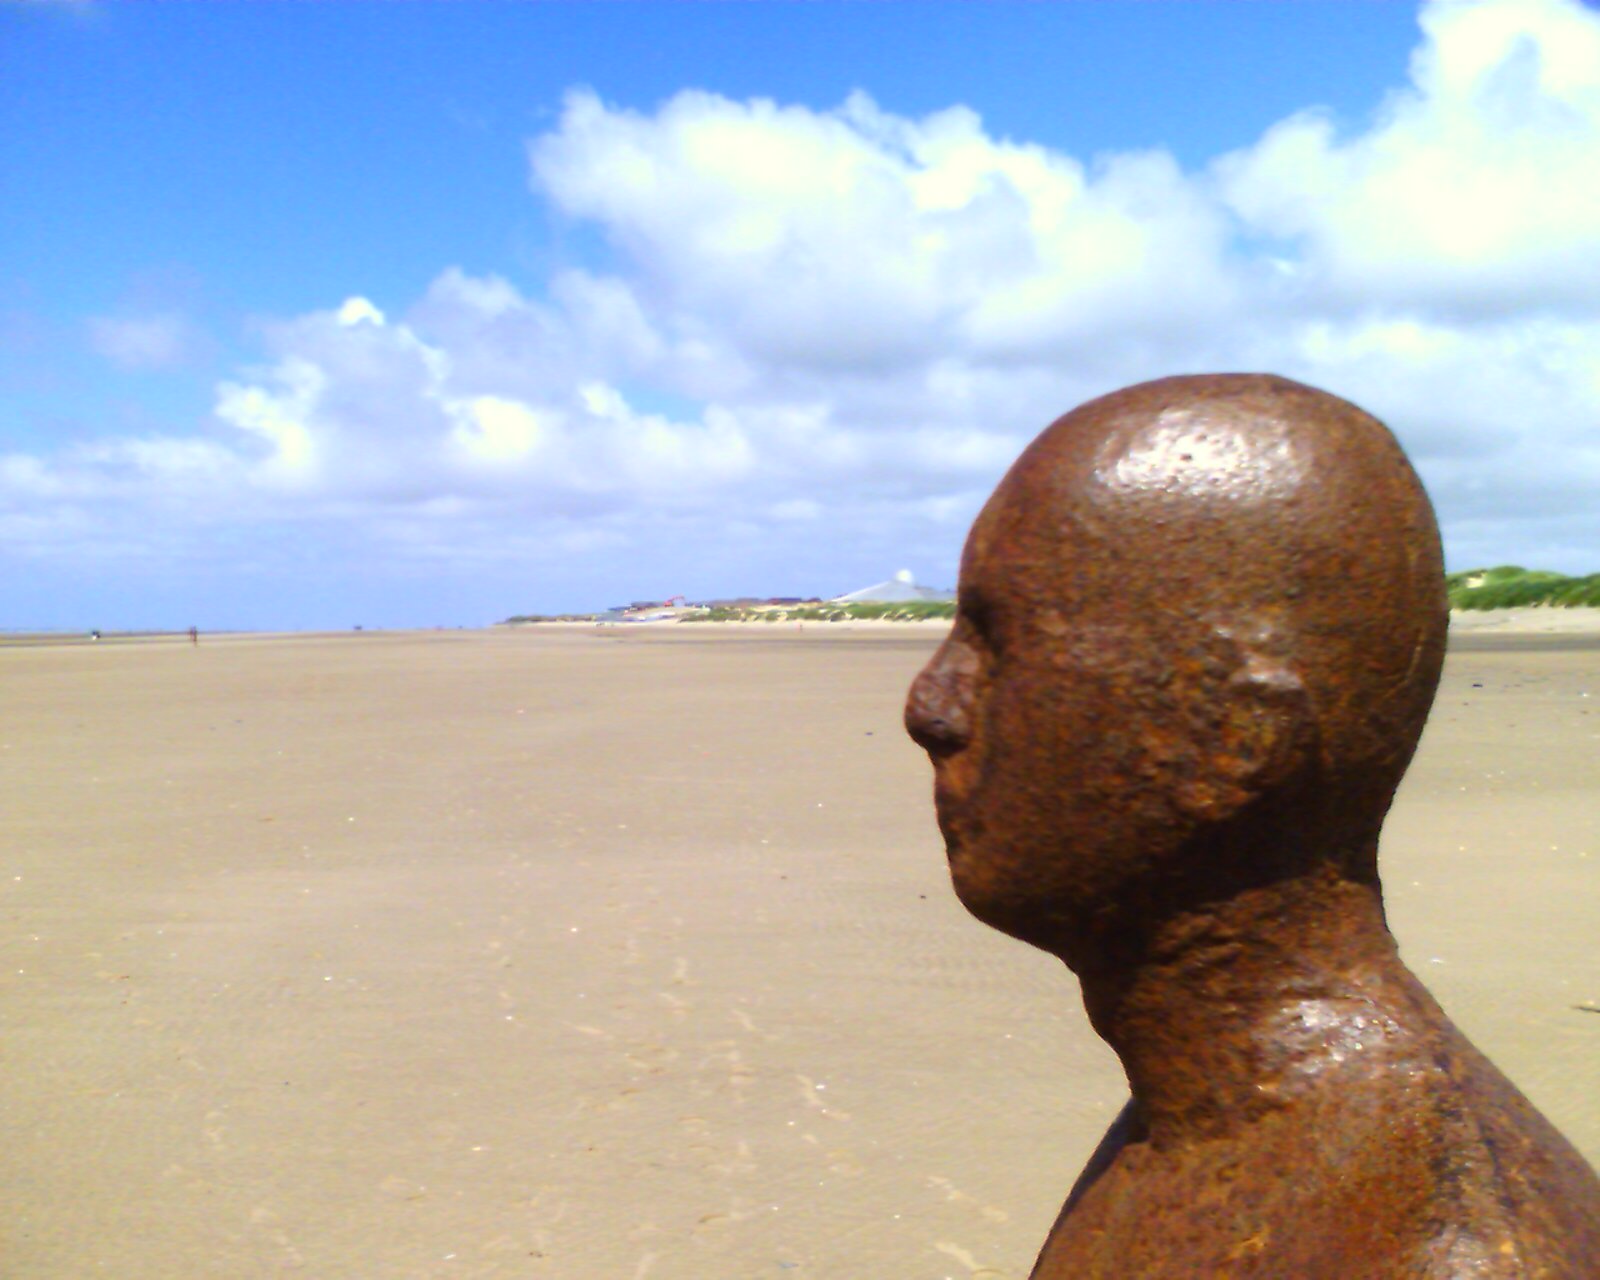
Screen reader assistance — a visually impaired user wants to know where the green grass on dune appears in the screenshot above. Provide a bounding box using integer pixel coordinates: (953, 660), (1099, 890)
(1446, 566), (1600, 610)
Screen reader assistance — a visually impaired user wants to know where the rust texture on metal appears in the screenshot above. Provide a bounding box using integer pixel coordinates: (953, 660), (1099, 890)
(905, 374), (1600, 1277)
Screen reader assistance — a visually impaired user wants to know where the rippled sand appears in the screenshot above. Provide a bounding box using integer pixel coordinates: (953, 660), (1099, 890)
(5, 623), (1597, 1278)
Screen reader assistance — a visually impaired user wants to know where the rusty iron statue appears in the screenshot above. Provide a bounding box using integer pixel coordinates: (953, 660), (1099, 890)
(905, 374), (1600, 1277)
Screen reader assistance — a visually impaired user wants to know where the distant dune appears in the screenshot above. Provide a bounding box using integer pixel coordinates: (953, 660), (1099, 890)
(503, 600), (957, 625)
(1448, 566), (1600, 610)
(506, 568), (1600, 630)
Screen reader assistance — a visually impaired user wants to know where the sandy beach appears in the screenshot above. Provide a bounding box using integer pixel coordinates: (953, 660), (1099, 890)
(5, 619), (1598, 1279)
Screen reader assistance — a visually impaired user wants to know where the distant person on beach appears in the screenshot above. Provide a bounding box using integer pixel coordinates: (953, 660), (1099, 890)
(905, 374), (1600, 1277)
(188, 626), (198, 646)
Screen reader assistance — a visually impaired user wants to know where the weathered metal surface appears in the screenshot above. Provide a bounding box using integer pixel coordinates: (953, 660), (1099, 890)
(906, 374), (1600, 1277)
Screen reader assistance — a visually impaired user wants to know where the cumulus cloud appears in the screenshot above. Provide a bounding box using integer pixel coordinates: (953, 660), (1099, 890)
(531, 88), (1236, 371)
(11, 0), (1600, 617)
(1218, 0), (1600, 314)
(213, 293), (757, 513)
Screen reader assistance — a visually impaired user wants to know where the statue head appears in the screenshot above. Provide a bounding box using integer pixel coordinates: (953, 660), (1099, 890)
(905, 374), (1447, 973)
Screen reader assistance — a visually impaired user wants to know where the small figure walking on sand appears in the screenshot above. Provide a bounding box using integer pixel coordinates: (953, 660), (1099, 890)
(189, 626), (198, 646)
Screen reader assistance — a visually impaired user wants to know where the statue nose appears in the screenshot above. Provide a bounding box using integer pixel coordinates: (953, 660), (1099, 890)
(905, 660), (971, 756)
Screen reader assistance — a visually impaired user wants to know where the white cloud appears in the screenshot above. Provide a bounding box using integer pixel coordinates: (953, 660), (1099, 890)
(211, 293), (757, 516)
(336, 296), (386, 328)
(12, 0), (1600, 617)
(1218, 0), (1600, 313)
(448, 395), (548, 464)
(214, 358), (323, 485)
(531, 88), (1235, 370)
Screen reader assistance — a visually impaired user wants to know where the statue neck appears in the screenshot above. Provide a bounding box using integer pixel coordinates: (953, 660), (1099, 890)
(1076, 868), (1443, 1147)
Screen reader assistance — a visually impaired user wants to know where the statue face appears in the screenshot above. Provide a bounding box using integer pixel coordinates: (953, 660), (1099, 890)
(905, 474), (1191, 960)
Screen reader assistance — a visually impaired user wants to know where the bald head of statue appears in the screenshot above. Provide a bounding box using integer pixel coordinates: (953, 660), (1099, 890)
(907, 373), (1446, 973)
(905, 374), (1600, 1279)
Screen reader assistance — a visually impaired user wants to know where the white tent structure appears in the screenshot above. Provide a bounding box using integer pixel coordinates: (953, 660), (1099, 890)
(831, 569), (955, 605)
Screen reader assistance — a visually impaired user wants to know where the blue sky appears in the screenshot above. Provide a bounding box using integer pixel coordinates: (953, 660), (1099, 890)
(4, 0), (1598, 629)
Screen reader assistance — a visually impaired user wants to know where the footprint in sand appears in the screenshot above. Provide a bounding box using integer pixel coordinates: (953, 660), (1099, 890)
(795, 1072), (851, 1120)
(624, 1042), (679, 1073)
(934, 1240), (1011, 1277)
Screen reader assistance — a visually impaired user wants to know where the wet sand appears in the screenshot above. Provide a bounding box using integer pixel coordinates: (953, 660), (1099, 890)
(5, 623), (1597, 1278)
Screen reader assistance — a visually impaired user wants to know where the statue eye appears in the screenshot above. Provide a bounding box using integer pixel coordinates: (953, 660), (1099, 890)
(960, 596), (1000, 651)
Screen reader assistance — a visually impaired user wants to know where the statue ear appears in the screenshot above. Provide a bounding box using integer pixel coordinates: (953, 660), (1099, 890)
(1172, 639), (1312, 823)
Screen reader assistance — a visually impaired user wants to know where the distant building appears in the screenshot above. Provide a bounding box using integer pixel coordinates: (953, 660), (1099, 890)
(831, 569), (954, 605)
